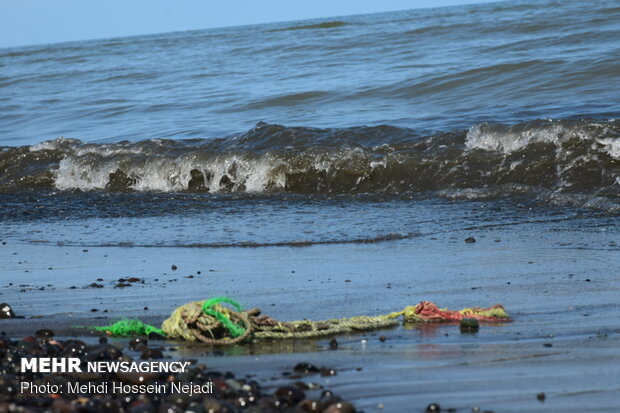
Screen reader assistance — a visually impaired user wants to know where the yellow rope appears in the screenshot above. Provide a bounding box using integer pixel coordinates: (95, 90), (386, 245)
(158, 299), (509, 344)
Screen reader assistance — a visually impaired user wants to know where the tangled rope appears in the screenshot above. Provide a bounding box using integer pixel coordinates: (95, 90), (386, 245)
(91, 297), (509, 345)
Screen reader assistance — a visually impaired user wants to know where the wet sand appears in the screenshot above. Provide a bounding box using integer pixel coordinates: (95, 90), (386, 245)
(1, 215), (619, 412)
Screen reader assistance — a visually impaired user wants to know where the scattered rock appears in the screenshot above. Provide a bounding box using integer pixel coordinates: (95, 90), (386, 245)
(171, 265), (177, 271)
(0, 331), (357, 412)
(275, 385), (305, 406)
(329, 338), (338, 350)
(460, 318), (479, 333)
(325, 402), (357, 413)
(464, 237), (476, 243)
(426, 402), (441, 412)
(294, 362), (320, 374)
(140, 348), (163, 360)
(35, 329), (54, 338)
(537, 392), (546, 402)
(129, 338), (148, 350)
(0, 303), (15, 319)
(320, 367), (337, 376)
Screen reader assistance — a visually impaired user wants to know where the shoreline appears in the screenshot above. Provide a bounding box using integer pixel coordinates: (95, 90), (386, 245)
(2, 216), (619, 411)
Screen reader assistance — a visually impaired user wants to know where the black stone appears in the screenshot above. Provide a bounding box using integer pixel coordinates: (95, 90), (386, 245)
(329, 338), (338, 350)
(426, 402), (441, 412)
(293, 362), (320, 374)
(0, 303), (15, 319)
(460, 318), (479, 333)
(35, 329), (54, 338)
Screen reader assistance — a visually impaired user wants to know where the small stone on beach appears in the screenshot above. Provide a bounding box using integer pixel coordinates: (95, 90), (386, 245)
(465, 237), (476, 243)
(329, 338), (338, 350)
(294, 362), (320, 374)
(35, 329), (54, 338)
(460, 318), (479, 333)
(0, 303), (15, 319)
(426, 402), (441, 412)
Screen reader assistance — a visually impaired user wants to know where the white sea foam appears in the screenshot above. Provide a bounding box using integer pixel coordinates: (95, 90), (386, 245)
(465, 123), (570, 153)
(597, 138), (620, 160)
(29, 137), (80, 152)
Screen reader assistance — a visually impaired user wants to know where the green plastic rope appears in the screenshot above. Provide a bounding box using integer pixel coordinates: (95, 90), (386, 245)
(88, 297), (246, 339)
(201, 297), (246, 338)
(91, 319), (166, 337)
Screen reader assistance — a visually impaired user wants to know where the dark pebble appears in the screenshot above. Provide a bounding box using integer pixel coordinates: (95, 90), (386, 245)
(537, 392), (546, 402)
(543, 343), (553, 347)
(464, 237), (476, 243)
(379, 335), (386, 342)
(320, 367), (337, 376)
(325, 402), (356, 413)
(297, 399), (319, 411)
(294, 362), (320, 374)
(171, 265), (177, 270)
(35, 329), (54, 338)
(426, 402), (441, 412)
(275, 385), (305, 405)
(0, 303), (15, 319)
(329, 338), (338, 350)
(129, 338), (148, 350)
(460, 318), (479, 333)
(140, 348), (163, 359)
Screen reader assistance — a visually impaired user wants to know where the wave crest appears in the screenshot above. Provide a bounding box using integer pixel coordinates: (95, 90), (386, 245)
(1, 120), (619, 209)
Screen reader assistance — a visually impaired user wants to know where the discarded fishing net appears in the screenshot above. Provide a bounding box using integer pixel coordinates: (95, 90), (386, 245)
(91, 297), (509, 345)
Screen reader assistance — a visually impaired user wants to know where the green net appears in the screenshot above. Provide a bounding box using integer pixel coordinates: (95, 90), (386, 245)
(91, 319), (166, 337)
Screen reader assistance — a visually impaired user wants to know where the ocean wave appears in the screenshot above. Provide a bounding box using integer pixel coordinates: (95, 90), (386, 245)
(268, 21), (349, 32)
(1, 120), (619, 209)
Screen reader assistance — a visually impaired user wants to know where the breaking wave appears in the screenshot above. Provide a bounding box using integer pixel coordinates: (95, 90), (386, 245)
(1, 119), (618, 208)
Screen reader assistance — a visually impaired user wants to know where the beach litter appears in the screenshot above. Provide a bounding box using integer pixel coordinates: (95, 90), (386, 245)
(90, 297), (509, 344)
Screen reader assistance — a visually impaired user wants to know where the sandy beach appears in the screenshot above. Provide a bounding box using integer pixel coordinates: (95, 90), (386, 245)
(2, 204), (619, 412)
